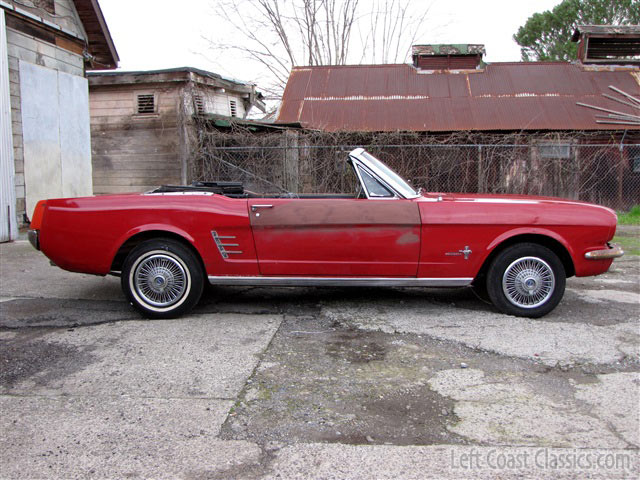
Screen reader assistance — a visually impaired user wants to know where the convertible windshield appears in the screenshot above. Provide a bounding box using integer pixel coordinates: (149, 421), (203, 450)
(358, 151), (419, 199)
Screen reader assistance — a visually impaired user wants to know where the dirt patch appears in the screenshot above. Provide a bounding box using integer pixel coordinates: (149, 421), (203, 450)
(0, 330), (96, 388)
(325, 331), (387, 363)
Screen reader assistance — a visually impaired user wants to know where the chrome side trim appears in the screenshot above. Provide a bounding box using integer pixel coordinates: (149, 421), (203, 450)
(584, 243), (624, 260)
(207, 276), (473, 287)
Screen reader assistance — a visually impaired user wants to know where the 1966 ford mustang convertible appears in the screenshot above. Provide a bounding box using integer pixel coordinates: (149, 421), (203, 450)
(28, 148), (623, 319)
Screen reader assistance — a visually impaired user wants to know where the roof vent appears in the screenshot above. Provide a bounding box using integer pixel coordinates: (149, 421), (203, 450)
(572, 25), (640, 65)
(194, 95), (205, 115)
(412, 44), (485, 71)
(136, 94), (155, 114)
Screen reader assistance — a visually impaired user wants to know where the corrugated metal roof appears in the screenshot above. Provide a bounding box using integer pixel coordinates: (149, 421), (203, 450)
(276, 62), (640, 131)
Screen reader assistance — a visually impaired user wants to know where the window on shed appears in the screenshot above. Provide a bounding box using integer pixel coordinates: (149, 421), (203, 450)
(194, 95), (205, 115)
(136, 94), (155, 114)
(229, 100), (237, 117)
(538, 143), (571, 159)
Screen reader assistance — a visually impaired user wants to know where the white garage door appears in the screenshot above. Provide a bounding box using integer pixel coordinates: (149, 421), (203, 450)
(20, 60), (92, 218)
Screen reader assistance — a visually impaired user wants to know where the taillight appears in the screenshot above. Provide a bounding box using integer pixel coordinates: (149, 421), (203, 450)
(30, 200), (47, 230)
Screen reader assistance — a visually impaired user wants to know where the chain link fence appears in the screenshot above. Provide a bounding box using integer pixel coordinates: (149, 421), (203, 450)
(192, 143), (640, 210)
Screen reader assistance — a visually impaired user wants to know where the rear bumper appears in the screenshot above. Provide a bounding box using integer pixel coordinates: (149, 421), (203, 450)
(584, 243), (624, 260)
(28, 229), (40, 251)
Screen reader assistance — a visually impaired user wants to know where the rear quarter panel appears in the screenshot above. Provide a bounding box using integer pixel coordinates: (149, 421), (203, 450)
(39, 194), (257, 276)
(417, 198), (617, 278)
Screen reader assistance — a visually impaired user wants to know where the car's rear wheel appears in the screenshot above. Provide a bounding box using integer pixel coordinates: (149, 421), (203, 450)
(121, 238), (204, 319)
(486, 243), (565, 318)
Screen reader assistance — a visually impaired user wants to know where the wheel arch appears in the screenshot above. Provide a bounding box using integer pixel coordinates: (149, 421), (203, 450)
(476, 233), (575, 283)
(110, 229), (206, 276)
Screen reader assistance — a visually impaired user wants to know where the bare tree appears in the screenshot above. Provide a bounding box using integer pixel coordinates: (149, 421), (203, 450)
(208, 0), (431, 102)
(362, 0), (430, 65)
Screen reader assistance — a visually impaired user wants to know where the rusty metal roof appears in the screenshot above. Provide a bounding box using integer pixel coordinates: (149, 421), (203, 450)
(276, 62), (640, 131)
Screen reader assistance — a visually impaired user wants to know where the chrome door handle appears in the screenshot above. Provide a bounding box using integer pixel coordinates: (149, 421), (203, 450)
(251, 204), (273, 212)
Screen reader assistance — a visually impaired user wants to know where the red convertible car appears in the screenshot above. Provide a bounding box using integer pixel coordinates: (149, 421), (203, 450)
(28, 148), (623, 319)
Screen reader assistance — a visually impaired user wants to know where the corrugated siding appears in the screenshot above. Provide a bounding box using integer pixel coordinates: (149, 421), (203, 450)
(1, 10), (17, 241)
(277, 63), (640, 132)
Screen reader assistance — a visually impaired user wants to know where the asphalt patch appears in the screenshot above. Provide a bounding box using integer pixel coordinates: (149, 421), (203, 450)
(221, 315), (497, 446)
(0, 298), (139, 328)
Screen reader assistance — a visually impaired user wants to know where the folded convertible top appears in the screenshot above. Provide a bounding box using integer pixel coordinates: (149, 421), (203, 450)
(150, 181), (245, 196)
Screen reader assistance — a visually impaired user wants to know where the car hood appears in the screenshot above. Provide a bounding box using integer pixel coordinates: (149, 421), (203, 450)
(418, 192), (616, 213)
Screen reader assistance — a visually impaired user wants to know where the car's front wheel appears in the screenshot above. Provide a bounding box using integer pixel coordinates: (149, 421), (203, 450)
(486, 243), (565, 318)
(121, 238), (204, 319)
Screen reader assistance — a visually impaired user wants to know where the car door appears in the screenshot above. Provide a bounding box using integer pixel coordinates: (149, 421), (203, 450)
(248, 161), (421, 277)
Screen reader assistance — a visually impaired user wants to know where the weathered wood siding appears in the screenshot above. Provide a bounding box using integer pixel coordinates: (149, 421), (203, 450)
(90, 85), (183, 194)
(51, 0), (87, 38)
(207, 91), (247, 118)
(90, 78), (252, 195)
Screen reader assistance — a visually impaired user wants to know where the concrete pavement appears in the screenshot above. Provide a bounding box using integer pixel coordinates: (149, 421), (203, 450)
(1, 240), (638, 479)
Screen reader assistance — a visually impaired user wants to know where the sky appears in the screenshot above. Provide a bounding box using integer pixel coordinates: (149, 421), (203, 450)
(98, 0), (563, 90)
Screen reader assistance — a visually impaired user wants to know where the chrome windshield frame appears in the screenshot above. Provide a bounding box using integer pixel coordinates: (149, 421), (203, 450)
(350, 160), (397, 199)
(349, 148), (420, 199)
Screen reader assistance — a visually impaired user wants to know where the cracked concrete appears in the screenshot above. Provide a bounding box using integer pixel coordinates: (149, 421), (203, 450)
(575, 373), (640, 448)
(569, 289), (640, 304)
(1, 314), (282, 398)
(427, 369), (637, 449)
(321, 302), (639, 366)
(264, 444), (638, 479)
(1, 395), (262, 479)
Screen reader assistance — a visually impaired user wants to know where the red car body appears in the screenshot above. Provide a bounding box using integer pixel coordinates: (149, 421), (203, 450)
(35, 191), (618, 279)
(28, 148), (622, 318)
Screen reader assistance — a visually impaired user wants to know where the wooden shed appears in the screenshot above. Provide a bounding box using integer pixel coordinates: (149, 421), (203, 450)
(88, 67), (265, 194)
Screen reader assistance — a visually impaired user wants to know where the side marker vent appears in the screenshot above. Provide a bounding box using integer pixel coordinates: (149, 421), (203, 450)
(212, 231), (242, 259)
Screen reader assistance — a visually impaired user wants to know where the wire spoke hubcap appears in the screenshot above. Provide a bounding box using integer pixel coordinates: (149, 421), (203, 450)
(134, 254), (187, 307)
(502, 256), (555, 309)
